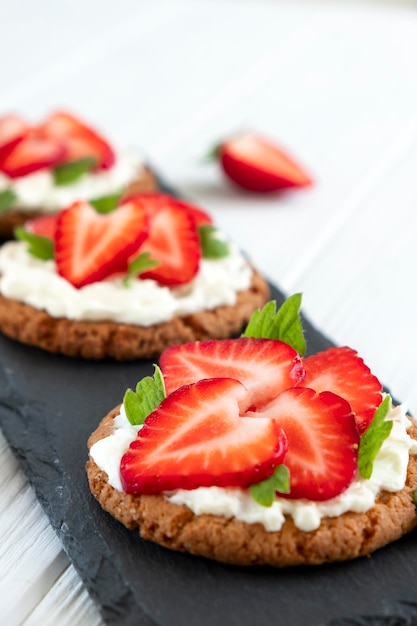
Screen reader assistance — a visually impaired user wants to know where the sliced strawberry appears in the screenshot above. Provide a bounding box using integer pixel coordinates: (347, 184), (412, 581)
(120, 377), (288, 494)
(160, 337), (304, 408)
(132, 193), (213, 227)
(40, 110), (115, 170)
(0, 131), (66, 178)
(138, 202), (200, 286)
(0, 114), (30, 158)
(300, 347), (382, 434)
(55, 197), (148, 288)
(255, 387), (359, 501)
(216, 132), (313, 192)
(25, 214), (58, 240)
(173, 198), (212, 227)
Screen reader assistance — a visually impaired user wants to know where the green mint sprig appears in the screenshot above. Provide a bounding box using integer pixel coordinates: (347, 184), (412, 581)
(89, 192), (123, 214)
(53, 157), (97, 186)
(0, 189), (17, 213)
(123, 252), (160, 286)
(413, 490), (417, 505)
(14, 227), (54, 261)
(243, 293), (306, 356)
(198, 224), (229, 259)
(123, 365), (166, 426)
(249, 465), (290, 507)
(358, 396), (393, 480)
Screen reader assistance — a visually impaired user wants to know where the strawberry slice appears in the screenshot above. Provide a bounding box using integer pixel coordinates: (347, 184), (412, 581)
(214, 132), (313, 192)
(0, 131), (66, 178)
(300, 347), (382, 434)
(0, 114), (30, 158)
(173, 198), (212, 227)
(25, 215), (58, 240)
(256, 387), (359, 501)
(160, 337), (304, 408)
(138, 202), (200, 286)
(55, 197), (148, 288)
(120, 377), (288, 494)
(133, 193), (213, 227)
(40, 110), (115, 170)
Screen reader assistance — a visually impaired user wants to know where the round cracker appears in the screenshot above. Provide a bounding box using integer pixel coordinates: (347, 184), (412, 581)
(86, 408), (417, 566)
(0, 271), (269, 360)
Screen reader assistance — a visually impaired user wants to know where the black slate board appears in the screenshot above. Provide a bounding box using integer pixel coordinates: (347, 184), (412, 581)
(1, 282), (417, 626)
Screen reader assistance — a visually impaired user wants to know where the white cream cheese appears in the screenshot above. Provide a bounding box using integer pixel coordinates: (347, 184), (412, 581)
(0, 240), (252, 325)
(90, 400), (417, 532)
(0, 150), (144, 212)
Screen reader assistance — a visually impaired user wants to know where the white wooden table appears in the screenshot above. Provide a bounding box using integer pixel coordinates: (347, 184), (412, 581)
(1, 1), (417, 623)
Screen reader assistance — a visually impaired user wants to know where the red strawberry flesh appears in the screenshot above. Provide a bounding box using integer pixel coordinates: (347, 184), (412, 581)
(120, 378), (288, 494)
(0, 114), (30, 158)
(254, 387), (359, 501)
(25, 214), (58, 240)
(138, 203), (200, 286)
(221, 132), (313, 192)
(301, 346), (382, 434)
(160, 337), (305, 408)
(0, 132), (66, 178)
(55, 198), (148, 288)
(40, 110), (115, 170)
(130, 193), (213, 227)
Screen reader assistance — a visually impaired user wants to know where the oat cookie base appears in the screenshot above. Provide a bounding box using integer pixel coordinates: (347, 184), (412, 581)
(0, 166), (158, 239)
(86, 408), (417, 567)
(0, 271), (269, 360)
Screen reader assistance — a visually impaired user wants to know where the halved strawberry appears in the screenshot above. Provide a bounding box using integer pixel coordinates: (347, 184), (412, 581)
(160, 337), (304, 408)
(0, 114), (30, 158)
(133, 193), (213, 227)
(255, 387), (359, 501)
(300, 347), (382, 434)
(138, 202), (200, 286)
(214, 132), (313, 192)
(0, 131), (66, 178)
(120, 377), (288, 494)
(25, 214), (58, 240)
(55, 197), (148, 288)
(40, 110), (115, 170)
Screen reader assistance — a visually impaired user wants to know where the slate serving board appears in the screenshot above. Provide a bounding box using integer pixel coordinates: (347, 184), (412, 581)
(0, 280), (417, 626)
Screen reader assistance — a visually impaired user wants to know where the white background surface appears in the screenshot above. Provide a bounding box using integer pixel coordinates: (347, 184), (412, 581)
(1, 1), (417, 623)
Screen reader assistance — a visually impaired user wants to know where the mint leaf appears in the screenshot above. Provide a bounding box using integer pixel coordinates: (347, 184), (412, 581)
(0, 189), (17, 213)
(358, 396), (393, 480)
(90, 192), (123, 214)
(123, 252), (160, 286)
(413, 489), (417, 505)
(243, 294), (306, 355)
(243, 301), (280, 340)
(249, 465), (290, 507)
(198, 224), (229, 259)
(273, 294), (306, 355)
(123, 365), (166, 426)
(14, 227), (54, 261)
(53, 157), (97, 186)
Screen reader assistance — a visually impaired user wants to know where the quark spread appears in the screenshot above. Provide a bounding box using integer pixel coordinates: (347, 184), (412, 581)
(0, 150), (144, 212)
(0, 241), (252, 325)
(90, 400), (417, 533)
